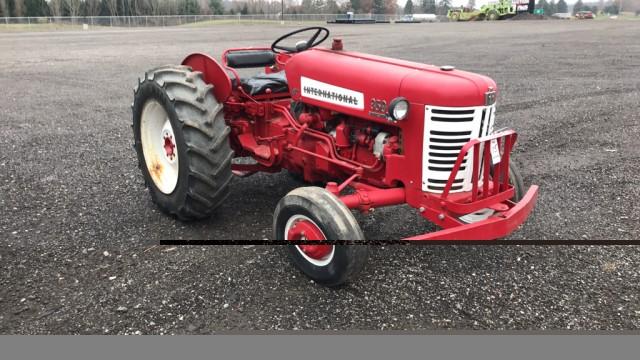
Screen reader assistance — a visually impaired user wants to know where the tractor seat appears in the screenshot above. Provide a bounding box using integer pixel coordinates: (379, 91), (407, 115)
(237, 71), (289, 96)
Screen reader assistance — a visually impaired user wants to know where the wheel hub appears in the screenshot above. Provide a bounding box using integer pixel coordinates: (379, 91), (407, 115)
(162, 132), (176, 162)
(140, 100), (180, 195)
(287, 218), (326, 241)
(284, 215), (334, 265)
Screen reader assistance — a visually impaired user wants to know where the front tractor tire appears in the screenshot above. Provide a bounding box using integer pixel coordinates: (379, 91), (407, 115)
(132, 65), (233, 221)
(273, 187), (369, 287)
(505, 161), (525, 202)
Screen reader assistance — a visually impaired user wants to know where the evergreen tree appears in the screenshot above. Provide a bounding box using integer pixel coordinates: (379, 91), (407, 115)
(537, 0), (547, 12)
(179, 0), (200, 14)
(437, 0), (451, 15)
(208, 0), (223, 14)
(25, 0), (48, 16)
(404, 0), (413, 14)
(422, 0), (436, 13)
(372, 0), (384, 14)
(556, 0), (567, 13)
(240, 2), (248, 14)
(350, 0), (360, 12)
(572, 0), (583, 14)
(537, 0), (555, 16)
(603, 2), (619, 14)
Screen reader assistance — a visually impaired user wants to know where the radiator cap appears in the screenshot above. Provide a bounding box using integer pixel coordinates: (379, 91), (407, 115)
(440, 65), (455, 71)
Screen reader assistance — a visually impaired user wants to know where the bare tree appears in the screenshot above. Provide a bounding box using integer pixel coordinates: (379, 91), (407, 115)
(86, 0), (102, 16)
(68, 0), (83, 17)
(0, 0), (8, 17)
(49, 0), (63, 17)
(106, 0), (119, 16)
(144, 0), (153, 15)
(14, 0), (25, 17)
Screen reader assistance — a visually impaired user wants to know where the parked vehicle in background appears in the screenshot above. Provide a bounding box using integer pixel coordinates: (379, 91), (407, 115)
(412, 13), (438, 22)
(447, 7), (483, 21)
(551, 12), (572, 19)
(329, 12), (376, 24)
(396, 15), (421, 23)
(447, 0), (532, 21)
(576, 11), (595, 19)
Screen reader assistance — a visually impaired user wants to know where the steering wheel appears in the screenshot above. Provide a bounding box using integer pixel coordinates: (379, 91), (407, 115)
(271, 27), (330, 54)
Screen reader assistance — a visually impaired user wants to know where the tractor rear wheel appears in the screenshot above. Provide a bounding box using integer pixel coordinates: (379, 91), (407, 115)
(451, 12), (460, 21)
(273, 187), (368, 287)
(132, 65), (233, 220)
(487, 11), (500, 21)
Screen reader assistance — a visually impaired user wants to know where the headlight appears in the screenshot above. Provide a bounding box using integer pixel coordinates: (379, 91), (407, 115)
(389, 97), (409, 121)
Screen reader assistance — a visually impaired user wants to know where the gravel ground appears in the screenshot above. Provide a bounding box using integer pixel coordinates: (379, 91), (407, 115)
(1, 20), (639, 333)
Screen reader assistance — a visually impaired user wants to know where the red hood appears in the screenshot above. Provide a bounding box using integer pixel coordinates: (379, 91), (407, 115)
(285, 48), (497, 119)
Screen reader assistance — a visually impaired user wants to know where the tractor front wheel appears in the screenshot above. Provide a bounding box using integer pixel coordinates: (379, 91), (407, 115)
(273, 187), (369, 287)
(460, 160), (526, 224)
(132, 65), (233, 220)
(505, 161), (525, 202)
(487, 11), (500, 21)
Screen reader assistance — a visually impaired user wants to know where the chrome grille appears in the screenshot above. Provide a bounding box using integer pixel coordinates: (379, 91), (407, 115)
(422, 105), (495, 193)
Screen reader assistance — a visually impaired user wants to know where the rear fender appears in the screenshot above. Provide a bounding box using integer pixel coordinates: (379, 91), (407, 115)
(182, 53), (232, 102)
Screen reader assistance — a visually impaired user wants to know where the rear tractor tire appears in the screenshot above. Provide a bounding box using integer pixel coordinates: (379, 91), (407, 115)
(487, 11), (500, 21)
(273, 187), (369, 287)
(132, 65), (233, 220)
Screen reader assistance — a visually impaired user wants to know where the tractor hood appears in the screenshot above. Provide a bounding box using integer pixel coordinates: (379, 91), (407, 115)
(285, 48), (497, 121)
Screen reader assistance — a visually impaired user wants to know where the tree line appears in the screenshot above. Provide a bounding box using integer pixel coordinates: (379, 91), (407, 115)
(535, 0), (621, 15)
(0, 0), (384, 17)
(0, 0), (626, 18)
(402, 0), (451, 15)
(0, 0), (448, 17)
(0, 0), (293, 17)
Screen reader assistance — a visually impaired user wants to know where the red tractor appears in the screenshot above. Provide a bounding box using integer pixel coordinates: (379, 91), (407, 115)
(132, 27), (539, 286)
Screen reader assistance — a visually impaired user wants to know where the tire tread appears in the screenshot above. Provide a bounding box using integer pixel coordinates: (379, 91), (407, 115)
(133, 65), (233, 221)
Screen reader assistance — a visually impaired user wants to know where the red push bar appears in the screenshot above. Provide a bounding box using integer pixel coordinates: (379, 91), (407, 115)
(440, 130), (518, 215)
(404, 185), (538, 240)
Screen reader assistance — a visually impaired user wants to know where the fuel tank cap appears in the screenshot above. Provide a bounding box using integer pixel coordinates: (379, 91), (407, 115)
(440, 65), (455, 71)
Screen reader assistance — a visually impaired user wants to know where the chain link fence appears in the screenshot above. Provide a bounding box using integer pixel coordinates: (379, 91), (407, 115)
(0, 14), (431, 29)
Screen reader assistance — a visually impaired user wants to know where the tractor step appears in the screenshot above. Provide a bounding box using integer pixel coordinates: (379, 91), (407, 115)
(238, 133), (272, 160)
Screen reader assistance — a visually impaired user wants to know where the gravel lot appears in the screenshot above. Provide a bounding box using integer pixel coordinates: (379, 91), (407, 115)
(1, 20), (639, 333)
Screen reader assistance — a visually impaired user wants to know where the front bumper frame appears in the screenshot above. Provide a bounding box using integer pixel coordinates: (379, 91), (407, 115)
(404, 185), (539, 240)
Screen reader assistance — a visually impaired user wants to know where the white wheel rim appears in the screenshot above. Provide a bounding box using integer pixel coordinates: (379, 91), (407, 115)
(140, 100), (179, 194)
(284, 214), (335, 267)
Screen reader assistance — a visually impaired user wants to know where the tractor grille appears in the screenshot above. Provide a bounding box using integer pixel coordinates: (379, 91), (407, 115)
(422, 104), (496, 193)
